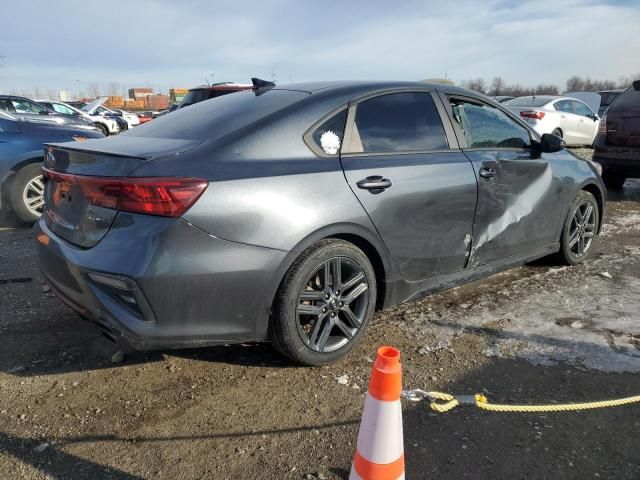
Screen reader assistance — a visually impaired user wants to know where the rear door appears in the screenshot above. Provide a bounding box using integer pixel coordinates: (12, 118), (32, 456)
(442, 95), (563, 267)
(340, 91), (478, 281)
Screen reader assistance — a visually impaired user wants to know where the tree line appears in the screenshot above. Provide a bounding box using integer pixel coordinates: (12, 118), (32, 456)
(461, 75), (640, 97)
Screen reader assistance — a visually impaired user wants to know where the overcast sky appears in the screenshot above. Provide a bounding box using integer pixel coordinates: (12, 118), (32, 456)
(1, 0), (639, 96)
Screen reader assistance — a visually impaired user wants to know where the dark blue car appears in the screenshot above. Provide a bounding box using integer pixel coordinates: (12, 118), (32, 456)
(0, 110), (104, 222)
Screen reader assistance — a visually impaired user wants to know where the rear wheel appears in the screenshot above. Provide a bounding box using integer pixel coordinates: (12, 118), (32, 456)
(271, 239), (376, 366)
(95, 123), (109, 136)
(556, 190), (599, 265)
(9, 163), (45, 223)
(552, 128), (563, 138)
(601, 171), (626, 190)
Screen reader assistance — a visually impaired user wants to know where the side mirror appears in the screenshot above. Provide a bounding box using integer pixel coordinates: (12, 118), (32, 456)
(591, 113), (599, 121)
(540, 133), (565, 153)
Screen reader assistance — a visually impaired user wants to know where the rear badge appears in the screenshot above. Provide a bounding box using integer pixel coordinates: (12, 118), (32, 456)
(320, 130), (341, 155)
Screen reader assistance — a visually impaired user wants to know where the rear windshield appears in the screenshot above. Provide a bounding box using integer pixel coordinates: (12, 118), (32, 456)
(599, 91), (621, 107)
(126, 89), (309, 141)
(504, 97), (552, 107)
(181, 88), (238, 108)
(611, 86), (640, 111)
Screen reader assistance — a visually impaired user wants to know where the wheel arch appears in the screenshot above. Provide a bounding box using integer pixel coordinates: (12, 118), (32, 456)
(1, 156), (43, 205)
(581, 182), (605, 233)
(268, 223), (397, 320)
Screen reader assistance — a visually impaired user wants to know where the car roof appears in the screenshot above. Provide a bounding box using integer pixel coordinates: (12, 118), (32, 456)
(268, 80), (476, 97)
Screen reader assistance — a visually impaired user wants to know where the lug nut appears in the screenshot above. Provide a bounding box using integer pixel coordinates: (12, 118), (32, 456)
(331, 312), (336, 317)
(340, 301), (344, 307)
(335, 290), (340, 295)
(322, 307), (327, 313)
(325, 293), (330, 299)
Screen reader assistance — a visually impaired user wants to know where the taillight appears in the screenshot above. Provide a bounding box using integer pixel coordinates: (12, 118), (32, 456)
(519, 110), (545, 120)
(42, 168), (207, 217)
(597, 114), (607, 135)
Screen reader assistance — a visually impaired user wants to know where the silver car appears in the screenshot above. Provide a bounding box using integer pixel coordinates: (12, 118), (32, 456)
(505, 96), (600, 146)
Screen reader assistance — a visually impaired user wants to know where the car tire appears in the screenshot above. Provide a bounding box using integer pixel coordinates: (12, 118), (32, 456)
(95, 123), (109, 136)
(601, 171), (626, 191)
(556, 190), (599, 266)
(9, 163), (45, 223)
(270, 239), (377, 366)
(552, 128), (563, 138)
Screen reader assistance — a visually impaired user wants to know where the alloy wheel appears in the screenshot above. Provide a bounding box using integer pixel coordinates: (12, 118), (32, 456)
(22, 175), (45, 217)
(569, 201), (596, 257)
(296, 256), (370, 353)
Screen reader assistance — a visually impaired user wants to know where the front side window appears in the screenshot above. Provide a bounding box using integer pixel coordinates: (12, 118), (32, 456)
(345, 92), (448, 153)
(450, 100), (531, 149)
(11, 99), (49, 114)
(573, 101), (593, 117)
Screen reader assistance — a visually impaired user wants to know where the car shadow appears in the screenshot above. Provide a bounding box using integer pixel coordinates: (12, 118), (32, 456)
(0, 431), (145, 479)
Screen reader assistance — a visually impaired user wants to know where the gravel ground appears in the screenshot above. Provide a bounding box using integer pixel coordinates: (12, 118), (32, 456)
(1, 149), (639, 479)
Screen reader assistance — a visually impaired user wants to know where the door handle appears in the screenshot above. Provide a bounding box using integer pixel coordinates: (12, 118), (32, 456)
(479, 167), (496, 179)
(356, 176), (392, 192)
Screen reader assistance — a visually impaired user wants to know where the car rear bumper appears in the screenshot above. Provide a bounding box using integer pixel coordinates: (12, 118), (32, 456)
(593, 141), (640, 177)
(36, 213), (287, 350)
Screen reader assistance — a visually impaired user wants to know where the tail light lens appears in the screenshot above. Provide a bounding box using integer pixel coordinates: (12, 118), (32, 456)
(519, 110), (545, 120)
(597, 114), (607, 135)
(42, 169), (207, 217)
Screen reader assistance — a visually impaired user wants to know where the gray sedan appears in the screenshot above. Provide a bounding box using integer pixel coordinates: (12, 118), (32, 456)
(36, 81), (605, 365)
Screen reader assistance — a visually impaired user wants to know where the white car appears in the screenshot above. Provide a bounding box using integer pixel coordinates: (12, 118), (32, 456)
(36, 99), (119, 136)
(505, 95), (600, 146)
(82, 97), (140, 129)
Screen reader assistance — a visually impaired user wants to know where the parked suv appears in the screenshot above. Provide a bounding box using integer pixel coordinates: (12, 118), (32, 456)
(593, 81), (640, 189)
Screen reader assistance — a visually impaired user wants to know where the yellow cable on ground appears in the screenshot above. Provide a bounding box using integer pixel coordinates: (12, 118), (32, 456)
(402, 390), (640, 413)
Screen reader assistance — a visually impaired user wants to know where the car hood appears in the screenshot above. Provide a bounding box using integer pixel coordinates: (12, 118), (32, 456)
(565, 92), (601, 114)
(82, 96), (109, 115)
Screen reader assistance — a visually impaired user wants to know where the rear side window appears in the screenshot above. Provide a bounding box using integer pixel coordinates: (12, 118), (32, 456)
(554, 100), (573, 113)
(345, 92), (448, 153)
(612, 86), (640, 111)
(310, 110), (347, 155)
(450, 100), (531, 149)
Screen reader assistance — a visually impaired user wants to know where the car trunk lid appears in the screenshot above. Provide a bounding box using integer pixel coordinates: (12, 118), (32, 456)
(42, 136), (203, 247)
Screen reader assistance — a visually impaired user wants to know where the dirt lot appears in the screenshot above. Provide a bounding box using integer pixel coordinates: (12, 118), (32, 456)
(1, 151), (639, 479)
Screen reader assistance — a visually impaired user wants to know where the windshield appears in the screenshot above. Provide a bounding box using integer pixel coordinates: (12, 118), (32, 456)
(505, 97), (552, 107)
(128, 89), (308, 141)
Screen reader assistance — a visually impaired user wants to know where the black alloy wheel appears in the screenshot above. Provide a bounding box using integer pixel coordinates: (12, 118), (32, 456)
(557, 190), (599, 265)
(271, 239), (377, 366)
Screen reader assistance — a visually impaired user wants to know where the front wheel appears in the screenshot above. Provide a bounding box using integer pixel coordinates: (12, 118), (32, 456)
(9, 163), (45, 223)
(270, 239), (377, 366)
(556, 190), (599, 265)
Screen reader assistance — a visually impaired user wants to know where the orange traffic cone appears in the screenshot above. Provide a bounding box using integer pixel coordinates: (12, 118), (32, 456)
(350, 346), (405, 480)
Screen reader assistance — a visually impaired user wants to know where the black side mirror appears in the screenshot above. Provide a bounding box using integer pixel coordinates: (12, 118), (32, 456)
(540, 133), (566, 153)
